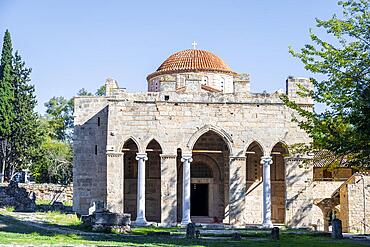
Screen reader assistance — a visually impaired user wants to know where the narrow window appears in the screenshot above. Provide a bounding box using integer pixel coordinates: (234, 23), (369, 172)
(97, 117), (101, 126)
(95, 145), (98, 155)
(164, 95), (169, 101)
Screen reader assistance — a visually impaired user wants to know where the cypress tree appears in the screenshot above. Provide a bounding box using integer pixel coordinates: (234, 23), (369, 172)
(9, 51), (42, 174)
(0, 30), (15, 182)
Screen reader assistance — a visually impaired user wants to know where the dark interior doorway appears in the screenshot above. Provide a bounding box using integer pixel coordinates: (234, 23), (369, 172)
(191, 183), (208, 216)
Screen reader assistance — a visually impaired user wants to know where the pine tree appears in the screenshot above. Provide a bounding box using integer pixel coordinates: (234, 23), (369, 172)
(0, 30), (15, 182)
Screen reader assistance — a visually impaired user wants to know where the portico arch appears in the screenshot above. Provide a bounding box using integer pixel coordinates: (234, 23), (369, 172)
(179, 130), (230, 223)
(186, 125), (234, 155)
(270, 142), (288, 224)
(123, 138), (162, 223)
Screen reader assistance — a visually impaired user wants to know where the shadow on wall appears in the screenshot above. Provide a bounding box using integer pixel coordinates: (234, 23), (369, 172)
(285, 160), (312, 227)
(229, 165), (245, 225)
(73, 106), (108, 215)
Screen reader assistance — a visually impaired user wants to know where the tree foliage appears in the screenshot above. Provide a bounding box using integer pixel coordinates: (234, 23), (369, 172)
(281, 0), (370, 169)
(9, 52), (43, 173)
(0, 30), (15, 182)
(44, 96), (73, 142)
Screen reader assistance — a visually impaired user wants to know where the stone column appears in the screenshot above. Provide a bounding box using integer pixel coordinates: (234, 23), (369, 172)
(181, 154), (193, 225)
(135, 153), (148, 225)
(261, 156), (273, 228)
(160, 154), (177, 225)
(106, 152), (124, 214)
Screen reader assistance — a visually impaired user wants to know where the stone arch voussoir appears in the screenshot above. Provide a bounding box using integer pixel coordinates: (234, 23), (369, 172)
(187, 124), (234, 155)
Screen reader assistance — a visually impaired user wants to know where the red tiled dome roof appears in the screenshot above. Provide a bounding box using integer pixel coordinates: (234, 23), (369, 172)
(147, 49), (235, 80)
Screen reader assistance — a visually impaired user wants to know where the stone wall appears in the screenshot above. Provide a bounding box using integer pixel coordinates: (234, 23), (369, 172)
(0, 183), (73, 203)
(74, 82), (312, 224)
(338, 174), (370, 234)
(73, 98), (108, 214)
(285, 158), (343, 229)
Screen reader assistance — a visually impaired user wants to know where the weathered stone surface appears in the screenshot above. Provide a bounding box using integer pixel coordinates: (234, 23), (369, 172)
(0, 182), (73, 204)
(73, 53), (327, 228)
(0, 181), (36, 212)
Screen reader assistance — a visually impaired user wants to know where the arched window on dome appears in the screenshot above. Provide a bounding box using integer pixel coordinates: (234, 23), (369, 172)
(202, 76), (208, 86)
(177, 75), (186, 89)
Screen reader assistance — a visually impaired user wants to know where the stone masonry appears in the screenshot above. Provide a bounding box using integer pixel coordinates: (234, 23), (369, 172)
(73, 49), (328, 227)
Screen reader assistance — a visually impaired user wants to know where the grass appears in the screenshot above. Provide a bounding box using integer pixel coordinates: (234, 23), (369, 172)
(35, 198), (72, 207)
(0, 214), (368, 247)
(3, 206), (14, 213)
(42, 210), (81, 226)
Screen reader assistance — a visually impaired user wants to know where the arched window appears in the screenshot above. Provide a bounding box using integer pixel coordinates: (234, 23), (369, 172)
(202, 76), (208, 85)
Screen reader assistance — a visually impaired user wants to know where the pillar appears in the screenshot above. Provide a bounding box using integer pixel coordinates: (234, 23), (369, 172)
(160, 154), (177, 225)
(135, 153), (148, 225)
(181, 154), (192, 225)
(261, 156), (273, 228)
(106, 152), (124, 214)
(228, 156), (247, 225)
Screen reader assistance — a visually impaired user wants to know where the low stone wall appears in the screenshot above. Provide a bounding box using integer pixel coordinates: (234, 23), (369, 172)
(0, 183), (73, 204)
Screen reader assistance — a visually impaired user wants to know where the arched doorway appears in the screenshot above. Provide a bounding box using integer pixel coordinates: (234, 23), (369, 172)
(178, 130), (229, 223)
(270, 142), (288, 224)
(246, 141), (264, 189)
(123, 138), (161, 222)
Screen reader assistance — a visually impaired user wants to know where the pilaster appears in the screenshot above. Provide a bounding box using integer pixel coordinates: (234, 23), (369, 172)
(228, 155), (247, 226)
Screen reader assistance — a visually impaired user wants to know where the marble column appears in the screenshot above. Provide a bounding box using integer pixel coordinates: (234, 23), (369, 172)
(181, 154), (193, 225)
(261, 156), (273, 228)
(135, 153), (148, 225)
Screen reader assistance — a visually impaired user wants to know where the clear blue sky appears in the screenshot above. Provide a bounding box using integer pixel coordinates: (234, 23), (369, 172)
(0, 0), (340, 113)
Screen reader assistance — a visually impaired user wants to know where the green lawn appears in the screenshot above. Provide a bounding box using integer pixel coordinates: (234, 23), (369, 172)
(0, 212), (368, 246)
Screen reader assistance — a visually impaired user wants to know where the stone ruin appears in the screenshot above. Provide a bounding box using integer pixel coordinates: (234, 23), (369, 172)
(0, 181), (36, 212)
(81, 200), (131, 233)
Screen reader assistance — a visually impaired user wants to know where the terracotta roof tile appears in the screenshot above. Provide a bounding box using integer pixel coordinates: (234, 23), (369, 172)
(147, 49), (235, 80)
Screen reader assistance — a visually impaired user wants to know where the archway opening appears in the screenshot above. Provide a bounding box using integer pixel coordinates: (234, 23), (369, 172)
(122, 139), (139, 220)
(246, 141), (264, 190)
(190, 130), (230, 223)
(145, 139), (162, 222)
(271, 142), (288, 224)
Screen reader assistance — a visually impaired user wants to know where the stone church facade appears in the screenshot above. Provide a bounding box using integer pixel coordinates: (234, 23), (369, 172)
(73, 48), (358, 228)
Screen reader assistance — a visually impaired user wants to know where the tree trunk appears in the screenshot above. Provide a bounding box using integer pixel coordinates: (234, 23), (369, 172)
(0, 139), (8, 183)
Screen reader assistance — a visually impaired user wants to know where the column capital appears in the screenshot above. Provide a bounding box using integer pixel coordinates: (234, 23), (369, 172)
(160, 154), (177, 160)
(229, 155), (246, 162)
(181, 154), (193, 163)
(260, 156), (273, 165)
(106, 151), (124, 158)
(136, 153), (148, 161)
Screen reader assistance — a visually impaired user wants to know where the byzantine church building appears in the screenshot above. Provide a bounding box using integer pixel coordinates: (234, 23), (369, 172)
(73, 46), (364, 231)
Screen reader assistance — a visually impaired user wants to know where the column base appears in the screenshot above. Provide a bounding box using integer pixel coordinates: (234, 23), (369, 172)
(134, 218), (149, 226)
(180, 218), (192, 226)
(262, 221), (273, 228)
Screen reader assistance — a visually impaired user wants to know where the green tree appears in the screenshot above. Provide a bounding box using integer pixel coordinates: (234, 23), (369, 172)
(0, 30), (15, 182)
(281, 0), (370, 169)
(44, 96), (73, 142)
(77, 88), (93, 96)
(9, 52), (44, 174)
(95, 85), (106, 96)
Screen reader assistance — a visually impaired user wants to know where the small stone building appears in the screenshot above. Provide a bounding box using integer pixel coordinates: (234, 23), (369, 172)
(331, 173), (370, 234)
(73, 48), (356, 227)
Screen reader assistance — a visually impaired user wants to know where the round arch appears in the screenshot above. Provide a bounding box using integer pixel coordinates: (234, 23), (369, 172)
(186, 124), (234, 154)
